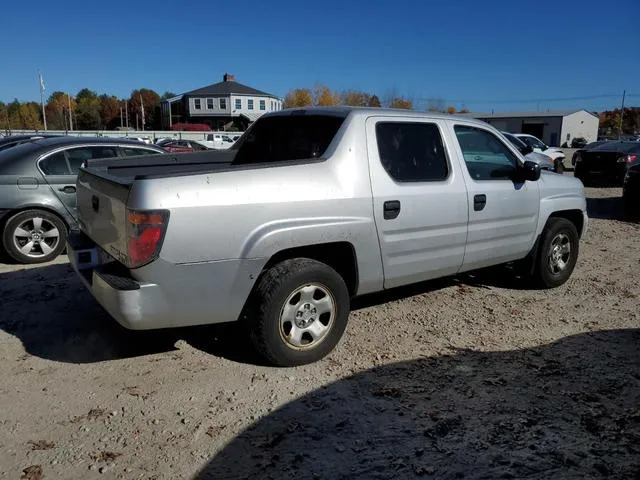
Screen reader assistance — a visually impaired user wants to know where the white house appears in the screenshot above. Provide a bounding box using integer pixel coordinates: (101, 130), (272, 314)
(161, 73), (282, 130)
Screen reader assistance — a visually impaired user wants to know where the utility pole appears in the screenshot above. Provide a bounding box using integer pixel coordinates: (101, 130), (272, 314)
(38, 71), (47, 130)
(67, 93), (73, 131)
(120, 107), (123, 128)
(136, 113), (139, 131)
(618, 90), (626, 140)
(125, 101), (129, 128)
(140, 94), (145, 131)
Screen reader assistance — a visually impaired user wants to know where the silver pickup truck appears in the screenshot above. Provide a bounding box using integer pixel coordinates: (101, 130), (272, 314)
(68, 107), (587, 366)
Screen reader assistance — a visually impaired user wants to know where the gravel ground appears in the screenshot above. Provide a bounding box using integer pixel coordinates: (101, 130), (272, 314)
(1, 182), (639, 480)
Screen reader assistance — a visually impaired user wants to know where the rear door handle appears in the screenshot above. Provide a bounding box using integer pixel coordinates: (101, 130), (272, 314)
(58, 186), (76, 194)
(383, 200), (401, 220)
(473, 194), (486, 211)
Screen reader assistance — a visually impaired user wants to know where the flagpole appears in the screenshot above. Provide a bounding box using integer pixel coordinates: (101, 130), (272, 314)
(38, 70), (47, 131)
(67, 93), (73, 131)
(140, 94), (145, 131)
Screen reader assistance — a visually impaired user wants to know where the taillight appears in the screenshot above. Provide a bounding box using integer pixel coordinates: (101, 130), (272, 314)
(618, 153), (638, 164)
(126, 209), (169, 268)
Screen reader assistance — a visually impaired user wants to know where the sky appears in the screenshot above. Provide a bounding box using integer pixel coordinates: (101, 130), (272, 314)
(1, 0), (639, 112)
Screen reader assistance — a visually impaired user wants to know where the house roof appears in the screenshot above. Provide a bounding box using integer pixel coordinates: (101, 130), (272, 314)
(460, 109), (599, 119)
(184, 80), (277, 98)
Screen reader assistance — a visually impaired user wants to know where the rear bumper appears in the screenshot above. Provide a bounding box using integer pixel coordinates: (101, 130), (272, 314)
(68, 232), (265, 331)
(67, 232), (171, 330)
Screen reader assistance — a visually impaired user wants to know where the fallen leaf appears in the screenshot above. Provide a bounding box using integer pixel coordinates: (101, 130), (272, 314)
(21, 465), (43, 480)
(27, 440), (55, 451)
(89, 451), (122, 462)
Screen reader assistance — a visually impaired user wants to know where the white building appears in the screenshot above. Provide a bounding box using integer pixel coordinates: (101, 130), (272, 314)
(464, 109), (600, 147)
(161, 73), (282, 130)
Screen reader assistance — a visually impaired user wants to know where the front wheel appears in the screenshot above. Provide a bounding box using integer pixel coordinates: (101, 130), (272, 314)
(554, 158), (565, 174)
(2, 210), (68, 264)
(531, 218), (579, 289)
(244, 258), (350, 367)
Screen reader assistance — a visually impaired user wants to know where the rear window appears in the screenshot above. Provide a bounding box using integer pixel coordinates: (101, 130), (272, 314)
(231, 114), (346, 165)
(590, 141), (639, 153)
(122, 147), (161, 157)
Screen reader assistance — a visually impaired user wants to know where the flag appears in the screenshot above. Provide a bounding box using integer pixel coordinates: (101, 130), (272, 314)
(39, 73), (45, 92)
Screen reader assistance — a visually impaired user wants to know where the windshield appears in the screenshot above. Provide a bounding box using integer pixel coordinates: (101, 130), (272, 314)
(520, 135), (547, 150)
(231, 114), (346, 165)
(502, 133), (527, 150)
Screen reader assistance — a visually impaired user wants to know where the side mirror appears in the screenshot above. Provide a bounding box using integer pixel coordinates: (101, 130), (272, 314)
(522, 160), (541, 181)
(521, 144), (534, 155)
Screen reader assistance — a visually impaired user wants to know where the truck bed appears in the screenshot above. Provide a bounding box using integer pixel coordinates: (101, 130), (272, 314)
(86, 149), (236, 181)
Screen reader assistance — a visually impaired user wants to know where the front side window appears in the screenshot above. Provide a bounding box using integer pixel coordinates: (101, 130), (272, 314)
(455, 125), (519, 181)
(248, 99), (254, 110)
(207, 98), (214, 109)
(235, 98), (241, 109)
(39, 151), (70, 175)
(375, 122), (449, 182)
(259, 100), (265, 110)
(220, 98), (227, 109)
(232, 114), (346, 165)
(194, 99), (201, 110)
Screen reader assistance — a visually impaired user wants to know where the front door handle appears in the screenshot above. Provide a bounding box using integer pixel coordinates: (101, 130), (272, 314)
(383, 200), (401, 220)
(58, 186), (76, 194)
(473, 194), (486, 211)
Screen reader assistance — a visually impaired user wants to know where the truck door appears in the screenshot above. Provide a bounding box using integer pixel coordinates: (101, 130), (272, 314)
(366, 116), (469, 289)
(450, 123), (540, 272)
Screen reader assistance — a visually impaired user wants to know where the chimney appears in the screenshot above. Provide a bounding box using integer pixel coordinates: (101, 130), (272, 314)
(223, 73), (235, 82)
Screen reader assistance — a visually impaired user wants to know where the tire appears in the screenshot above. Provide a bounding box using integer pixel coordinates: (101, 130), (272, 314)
(2, 210), (68, 264)
(244, 258), (350, 367)
(554, 158), (565, 174)
(531, 218), (579, 289)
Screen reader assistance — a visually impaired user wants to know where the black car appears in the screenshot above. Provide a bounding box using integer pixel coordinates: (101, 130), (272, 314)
(0, 136), (165, 264)
(623, 162), (640, 216)
(574, 141), (639, 185)
(571, 140), (609, 167)
(0, 134), (63, 152)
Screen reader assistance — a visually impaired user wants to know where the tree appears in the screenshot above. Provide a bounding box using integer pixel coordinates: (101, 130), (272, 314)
(426, 97), (446, 112)
(161, 91), (177, 101)
(389, 97), (413, 110)
(283, 88), (313, 108)
(128, 88), (161, 130)
(342, 90), (371, 107)
(99, 95), (122, 129)
(0, 102), (9, 132)
(368, 95), (381, 108)
(46, 91), (76, 130)
(446, 105), (457, 114)
(313, 84), (340, 106)
(75, 88), (101, 129)
(19, 102), (43, 129)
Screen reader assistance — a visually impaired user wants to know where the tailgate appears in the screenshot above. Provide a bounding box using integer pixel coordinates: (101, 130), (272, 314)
(76, 169), (131, 264)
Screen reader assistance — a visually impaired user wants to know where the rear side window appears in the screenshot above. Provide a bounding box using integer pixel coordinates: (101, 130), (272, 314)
(40, 152), (70, 175)
(67, 147), (118, 174)
(232, 114), (345, 165)
(122, 147), (161, 157)
(375, 122), (448, 182)
(455, 126), (519, 180)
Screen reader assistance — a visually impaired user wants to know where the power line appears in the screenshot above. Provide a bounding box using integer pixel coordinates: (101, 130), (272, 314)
(414, 93), (639, 105)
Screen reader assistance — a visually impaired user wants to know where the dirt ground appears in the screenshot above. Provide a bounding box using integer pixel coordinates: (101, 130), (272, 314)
(1, 181), (639, 480)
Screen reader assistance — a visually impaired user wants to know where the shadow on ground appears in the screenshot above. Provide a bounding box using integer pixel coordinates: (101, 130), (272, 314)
(195, 329), (640, 480)
(0, 263), (533, 365)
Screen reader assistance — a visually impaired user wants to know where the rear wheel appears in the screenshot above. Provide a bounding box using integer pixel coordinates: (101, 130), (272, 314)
(530, 218), (579, 288)
(244, 258), (350, 367)
(2, 210), (68, 264)
(554, 158), (565, 174)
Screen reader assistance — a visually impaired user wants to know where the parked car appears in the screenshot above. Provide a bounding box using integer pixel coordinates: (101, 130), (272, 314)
(570, 137), (587, 148)
(514, 134), (566, 172)
(157, 139), (210, 153)
(0, 137), (165, 264)
(501, 132), (556, 172)
(0, 134), (64, 152)
(571, 140), (609, 166)
(68, 107), (587, 367)
(622, 162), (640, 216)
(574, 141), (639, 186)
